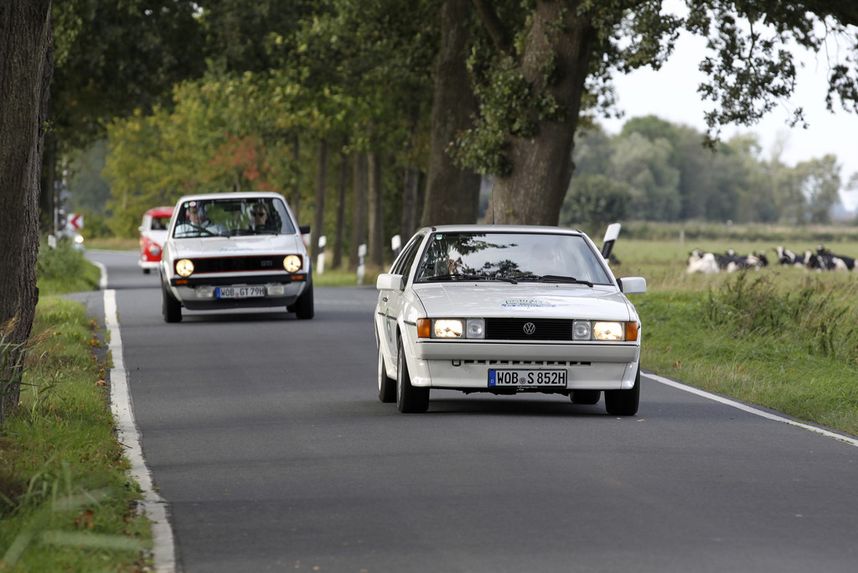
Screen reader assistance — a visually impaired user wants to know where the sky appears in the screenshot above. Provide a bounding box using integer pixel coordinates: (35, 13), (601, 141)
(600, 22), (858, 212)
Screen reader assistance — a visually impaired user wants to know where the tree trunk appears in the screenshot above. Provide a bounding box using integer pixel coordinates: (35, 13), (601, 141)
(0, 1), (52, 423)
(311, 139), (327, 259)
(332, 149), (348, 269)
(420, 0), (481, 226)
(401, 167), (419, 239)
(348, 152), (368, 272)
(490, 1), (596, 225)
(290, 136), (301, 219)
(367, 151), (384, 267)
(39, 132), (56, 233)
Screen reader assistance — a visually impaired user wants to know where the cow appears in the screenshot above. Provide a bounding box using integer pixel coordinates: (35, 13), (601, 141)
(687, 249), (719, 274)
(687, 249), (767, 273)
(806, 245), (855, 271)
(774, 246), (806, 267)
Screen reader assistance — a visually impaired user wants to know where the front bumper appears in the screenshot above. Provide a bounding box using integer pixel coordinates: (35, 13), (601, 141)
(138, 257), (160, 269)
(167, 273), (308, 310)
(408, 339), (640, 392)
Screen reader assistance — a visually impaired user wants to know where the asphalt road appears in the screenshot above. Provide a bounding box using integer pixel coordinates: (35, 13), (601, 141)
(90, 250), (858, 573)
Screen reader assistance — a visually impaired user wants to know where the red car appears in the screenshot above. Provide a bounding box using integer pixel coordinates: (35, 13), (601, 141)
(138, 206), (174, 274)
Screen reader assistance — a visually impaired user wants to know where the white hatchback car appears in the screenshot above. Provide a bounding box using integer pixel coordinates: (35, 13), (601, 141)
(375, 225), (646, 414)
(160, 192), (313, 323)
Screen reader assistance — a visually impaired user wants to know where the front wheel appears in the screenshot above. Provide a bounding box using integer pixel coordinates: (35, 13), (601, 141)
(605, 366), (640, 416)
(162, 282), (182, 323)
(294, 282), (314, 320)
(377, 346), (396, 403)
(396, 340), (428, 413)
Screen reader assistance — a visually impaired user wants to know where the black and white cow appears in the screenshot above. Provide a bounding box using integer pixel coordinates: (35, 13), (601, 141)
(687, 249), (767, 273)
(774, 246), (806, 267)
(805, 245), (855, 271)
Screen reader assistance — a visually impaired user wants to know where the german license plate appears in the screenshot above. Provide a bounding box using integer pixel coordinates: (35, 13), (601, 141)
(215, 286), (266, 299)
(488, 369), (567, 387)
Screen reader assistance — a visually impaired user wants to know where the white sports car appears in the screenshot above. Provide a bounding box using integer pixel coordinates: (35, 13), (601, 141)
(375, 225), (646, 414)
(160, 192), (313, 323)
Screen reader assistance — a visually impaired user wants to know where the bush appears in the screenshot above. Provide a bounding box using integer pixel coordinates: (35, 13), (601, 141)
(704, 273), (858, 363)
(36, 241), (100, 295)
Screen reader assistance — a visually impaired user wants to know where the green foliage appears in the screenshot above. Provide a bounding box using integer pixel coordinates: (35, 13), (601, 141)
(0, 298), (150, 570)
(562, 117), (850, 226)
(560, 174), (630, 232)
(36, 242), (101, 296)
(704, 273), (858, 361)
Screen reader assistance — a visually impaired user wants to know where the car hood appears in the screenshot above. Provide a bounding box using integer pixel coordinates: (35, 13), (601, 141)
(412, 283), (632, 321)
(170, 234), (305, 257)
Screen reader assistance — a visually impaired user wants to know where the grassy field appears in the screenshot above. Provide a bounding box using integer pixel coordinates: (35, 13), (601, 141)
(612, 236), (858, 436)
(0, 298), (150, 571)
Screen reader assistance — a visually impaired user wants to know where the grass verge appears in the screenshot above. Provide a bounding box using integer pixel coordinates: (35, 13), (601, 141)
(639, 273), (858, 436)
(0, 298), (151, 571)
(37, 242), (101, 296)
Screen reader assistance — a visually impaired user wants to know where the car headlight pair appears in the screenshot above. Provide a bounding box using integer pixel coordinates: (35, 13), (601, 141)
(416, 318), (639, 341)
(576, 320), (639, 341)
(417, 318), (484, 339)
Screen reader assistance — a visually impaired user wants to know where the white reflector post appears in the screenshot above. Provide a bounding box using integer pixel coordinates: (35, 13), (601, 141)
(601, 223), (622, 260)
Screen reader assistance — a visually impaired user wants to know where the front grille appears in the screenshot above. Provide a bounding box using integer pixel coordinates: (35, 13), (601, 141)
(190, 255), (286, 273)
(485, 318), (572, 341)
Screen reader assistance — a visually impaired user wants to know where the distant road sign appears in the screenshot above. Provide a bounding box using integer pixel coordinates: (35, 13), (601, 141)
(67, 213), (84, 231)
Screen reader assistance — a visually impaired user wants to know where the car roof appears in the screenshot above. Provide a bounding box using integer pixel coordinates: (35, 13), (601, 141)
(174, 191), (288, 203)
(145, 206), (174, 217)
(415, 224), (584, 236)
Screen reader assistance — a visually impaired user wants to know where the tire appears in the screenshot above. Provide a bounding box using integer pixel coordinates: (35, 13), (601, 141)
(162, 283), (182, 323)
(605, 365), (640, 416)
(377, 346), (396, 403)
(396, 339), (429, 413)
(570, 390), (601, 405)
(294, 282), (314, 320)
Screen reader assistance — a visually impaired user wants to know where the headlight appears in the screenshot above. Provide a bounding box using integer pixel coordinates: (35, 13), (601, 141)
(572, 320), (592, 341)
(148, 244), (161, 256)
(593, 321), (624, 341)
(416, 318), (484, 339)
(175, 259), (194, 277)
(466, 319), (485, 339)
(434, 319), (463, 338)
(283, 255), (302, 272)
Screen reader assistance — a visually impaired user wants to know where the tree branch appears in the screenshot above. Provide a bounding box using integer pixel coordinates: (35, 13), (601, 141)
(472, 0), (512, 56)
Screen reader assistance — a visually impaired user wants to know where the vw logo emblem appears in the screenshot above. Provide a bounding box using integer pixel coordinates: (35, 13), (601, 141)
(523, 322), (536, 335)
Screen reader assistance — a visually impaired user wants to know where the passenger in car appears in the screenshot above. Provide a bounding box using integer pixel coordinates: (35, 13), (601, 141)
(249, 203), (274, 233)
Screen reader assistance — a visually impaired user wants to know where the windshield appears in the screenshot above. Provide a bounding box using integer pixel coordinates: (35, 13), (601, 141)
(414, 232), (612, 285)
(172, 197), (295, 238)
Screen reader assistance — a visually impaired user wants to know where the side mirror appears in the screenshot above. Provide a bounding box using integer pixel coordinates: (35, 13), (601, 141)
(376, 273), (405, 291)
(617, 277), (646, 294)
(299, 225), (311, 235)
(138, 225), (145, 233)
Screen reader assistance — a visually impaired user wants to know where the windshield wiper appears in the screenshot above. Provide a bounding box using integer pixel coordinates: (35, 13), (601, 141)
(529, 274), (594, 287)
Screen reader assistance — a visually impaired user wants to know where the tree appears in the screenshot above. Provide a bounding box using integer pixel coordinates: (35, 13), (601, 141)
(0, 0), (52, 423)
(794, 155), (842, 223)
(420, 0), (481, 226)
(445, 1), (858, 225)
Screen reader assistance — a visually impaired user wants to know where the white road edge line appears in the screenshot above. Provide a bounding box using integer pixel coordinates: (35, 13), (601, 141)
(644, 372), (858, 448)
(93, 261), (107, 290)
(104, 290), (177, 572)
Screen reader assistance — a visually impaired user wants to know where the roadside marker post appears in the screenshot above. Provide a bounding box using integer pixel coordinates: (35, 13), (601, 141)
(357, 243), (367, 285)
(316, 235), (326, 275)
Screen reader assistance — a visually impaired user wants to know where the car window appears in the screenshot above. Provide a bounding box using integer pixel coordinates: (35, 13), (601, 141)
(173, 197), (296, 238)
(414, 232), (612, 285)
(391, 235), (423, 276)
(151, 216), (170, 231)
